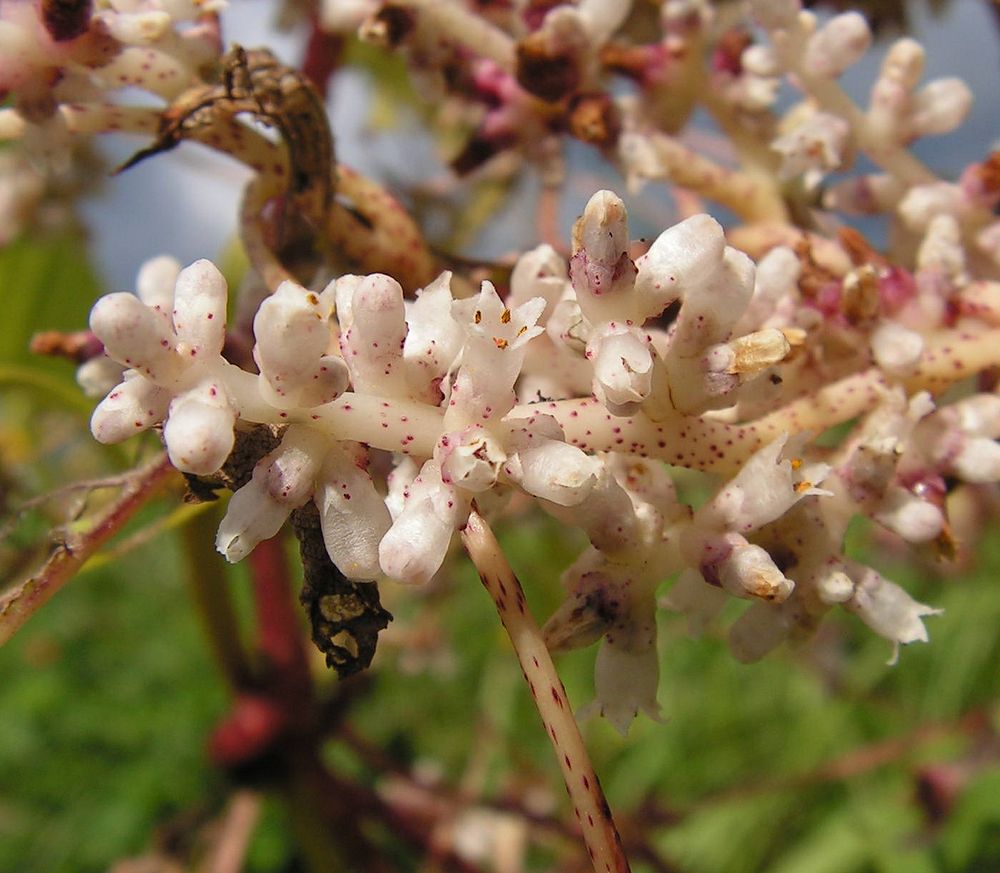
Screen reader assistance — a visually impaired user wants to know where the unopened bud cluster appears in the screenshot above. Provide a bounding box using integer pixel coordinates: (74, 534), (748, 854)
(3, 0), (1000, 734)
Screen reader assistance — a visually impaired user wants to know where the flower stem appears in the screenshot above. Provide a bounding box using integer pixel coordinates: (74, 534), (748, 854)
(180, 504), (251, 690)
(0, 453), (177, 646)
(461, 509), (631, 873)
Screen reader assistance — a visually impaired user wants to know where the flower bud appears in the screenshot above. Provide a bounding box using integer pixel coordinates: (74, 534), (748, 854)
(871, 321), (924, 376)
(908, 78), (972, 138)
(91, 372), (171, 443)
(90, 292), (178, 380)
(77, 356), (127, 399)
(633, 213), (727, 320)
(504, 434), (601, 506)
(380, 460), (467, 584)
(951, 437), (1000, 483)
(718, 543), (794, 602)
(162, 381), (236, 475)
(816, 569), (854, 605)
(254, 280), (332, 402)
(318, 444), (392, 581)
(875, 485), (943, 543)
(772, 111), (850, 180)
(589, 327), (653, 411)
(898, 183), (965, 233)
(706, 327), (790, 377)
(803, 12), (871, 78)
(172, 259), (228, 359)
(880, 37), (925, 90)
(136, 255), (181, 314)
(741, 45), (778, 77)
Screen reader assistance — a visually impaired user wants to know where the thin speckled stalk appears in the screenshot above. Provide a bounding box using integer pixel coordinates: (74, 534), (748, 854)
(461, 510), (631, 873)
(0, 453), (177, 645)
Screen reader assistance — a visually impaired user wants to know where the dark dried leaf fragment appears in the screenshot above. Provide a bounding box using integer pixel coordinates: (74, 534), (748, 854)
(41, 0), (92, 42)
(516, 31), (581, 102)
(292, 504), (391, 678)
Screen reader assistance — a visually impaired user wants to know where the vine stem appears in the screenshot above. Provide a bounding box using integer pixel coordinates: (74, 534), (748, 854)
(0, 452), (177, 645)
(461, 509), (631, 873)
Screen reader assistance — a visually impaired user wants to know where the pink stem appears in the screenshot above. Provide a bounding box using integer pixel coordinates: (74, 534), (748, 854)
(461, 509), (631, 873)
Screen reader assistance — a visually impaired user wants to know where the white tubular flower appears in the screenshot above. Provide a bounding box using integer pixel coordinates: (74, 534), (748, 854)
(874, 485), (943, 543)
(844, 564), (942, 664)
(503, 417), (601, 506)
(379, 460), (469, 585)
(698, 435), (830, 534)
(543, 460), (640, 554)
(669, 329), (790, 415)
(950, 394), (1000, 438)
(588, 326), (653, 413)
(338, 273), (412, 399)
(255, 279), (346, 408)
(772, 111), (850, 181)
(584, 626), (662, 736)
(633, 213), (728, 321)
(162, 379), (235, 475)
(436, 425), (505, 493)
(668, 246), (756, 358)
(317, 442), (392, 581)
(98, 9), (171, 44)
(448, 283), (546, 427)
(949, 438), (1000, 484)
(403, 272), (463, 400)
(802, 12), (871, 78)
(216, 426), (327, 562)
(917, 214), (967, 288)
(736, 245), (801, 333)
(90, 370), (172, 441)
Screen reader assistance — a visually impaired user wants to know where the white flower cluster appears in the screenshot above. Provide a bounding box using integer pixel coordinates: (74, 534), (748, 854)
(83, 184), (1000, 733)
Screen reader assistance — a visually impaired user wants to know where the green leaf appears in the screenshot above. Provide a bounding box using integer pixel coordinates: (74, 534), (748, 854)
(0, 232), (101, 377)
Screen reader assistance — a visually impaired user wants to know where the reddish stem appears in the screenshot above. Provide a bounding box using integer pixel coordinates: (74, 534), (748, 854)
(248, 534), (314, 711)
